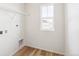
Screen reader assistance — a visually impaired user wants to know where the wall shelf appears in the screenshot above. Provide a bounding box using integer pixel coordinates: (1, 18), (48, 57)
(0, 6), (28, 16)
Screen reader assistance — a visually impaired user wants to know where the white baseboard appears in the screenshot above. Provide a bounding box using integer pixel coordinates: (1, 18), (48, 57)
(11, 44), (64, 56)
(24, 44), (64, 56)
(10, 44), (25, 56)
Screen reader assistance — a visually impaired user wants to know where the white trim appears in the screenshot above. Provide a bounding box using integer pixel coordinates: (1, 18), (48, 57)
(24, 45), (64, 56)
(11, 44), (64, 56)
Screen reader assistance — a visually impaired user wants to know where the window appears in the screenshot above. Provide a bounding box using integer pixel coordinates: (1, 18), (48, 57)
(40, 5), (55, 31)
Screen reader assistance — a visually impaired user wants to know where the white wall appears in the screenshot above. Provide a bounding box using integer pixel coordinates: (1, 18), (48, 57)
(24, 3), (65, 53)
(0, 3), (25, 56)
(65, 3), (79, 56)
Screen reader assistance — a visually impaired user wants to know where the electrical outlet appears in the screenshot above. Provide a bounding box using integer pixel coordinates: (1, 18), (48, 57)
(0, 31), (3, 34)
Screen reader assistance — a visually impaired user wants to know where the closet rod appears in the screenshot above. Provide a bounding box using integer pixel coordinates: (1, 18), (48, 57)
(0, 7), (27, 16)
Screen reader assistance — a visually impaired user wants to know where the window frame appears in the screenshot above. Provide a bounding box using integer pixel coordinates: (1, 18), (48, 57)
(40, 4), (55, 31)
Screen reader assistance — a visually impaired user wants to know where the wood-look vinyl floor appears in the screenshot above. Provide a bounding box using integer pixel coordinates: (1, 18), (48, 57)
(14, 46), (63, 56)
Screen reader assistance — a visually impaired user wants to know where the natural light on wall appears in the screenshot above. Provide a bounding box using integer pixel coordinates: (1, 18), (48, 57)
(40, 5), (55, 31)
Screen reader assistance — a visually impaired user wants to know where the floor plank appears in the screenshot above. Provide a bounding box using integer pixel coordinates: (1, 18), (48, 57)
(14, 46), (64, 56)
